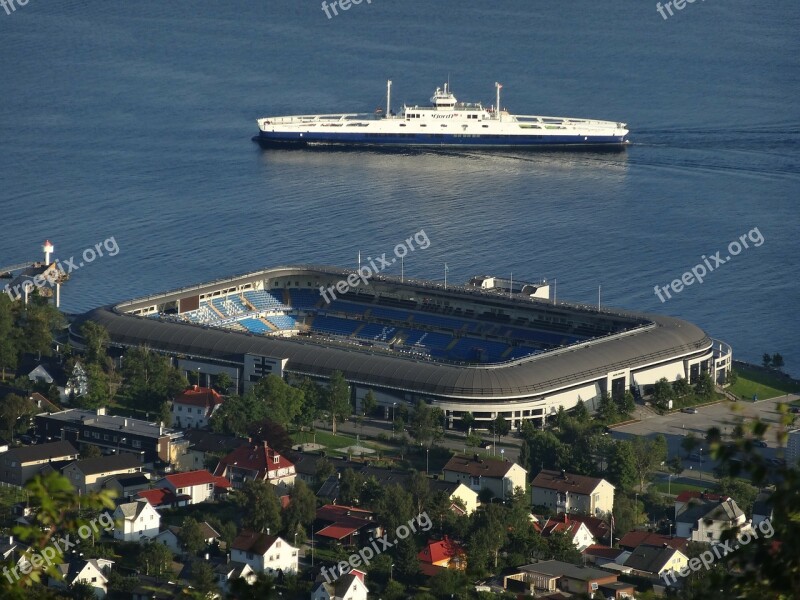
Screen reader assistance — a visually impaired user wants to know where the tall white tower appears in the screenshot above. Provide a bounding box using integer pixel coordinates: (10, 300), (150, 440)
(43, 240), (54, 264)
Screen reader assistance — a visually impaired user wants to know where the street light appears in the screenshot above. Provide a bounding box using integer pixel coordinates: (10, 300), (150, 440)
(668, 473), (673, 496)
(426, 448), (429, 475)
(390, 563), (394, 580)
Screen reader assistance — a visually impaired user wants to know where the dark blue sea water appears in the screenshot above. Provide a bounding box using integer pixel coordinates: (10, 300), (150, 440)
(1, 1), (798, 373)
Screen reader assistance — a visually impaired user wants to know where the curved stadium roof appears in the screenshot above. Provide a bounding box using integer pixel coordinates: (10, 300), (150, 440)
(76, 267), (712, 401)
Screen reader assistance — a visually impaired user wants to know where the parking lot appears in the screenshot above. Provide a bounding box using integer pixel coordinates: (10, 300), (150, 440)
(610, 394), (797, 474)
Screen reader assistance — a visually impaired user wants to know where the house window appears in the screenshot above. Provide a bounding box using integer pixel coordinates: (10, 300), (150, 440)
(92, 432), (100, 439)
(83, 431), (89, 438)
(132, 440), (141, 449)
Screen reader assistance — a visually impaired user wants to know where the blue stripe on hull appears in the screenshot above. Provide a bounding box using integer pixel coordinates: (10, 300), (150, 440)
(256, 131), (628, 148)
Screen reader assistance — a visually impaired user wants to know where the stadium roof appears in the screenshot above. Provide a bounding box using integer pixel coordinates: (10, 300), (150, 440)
(75, 266), (712, 401)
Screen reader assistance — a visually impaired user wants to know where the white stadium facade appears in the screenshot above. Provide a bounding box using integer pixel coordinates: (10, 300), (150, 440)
(73, 266), (733, 430)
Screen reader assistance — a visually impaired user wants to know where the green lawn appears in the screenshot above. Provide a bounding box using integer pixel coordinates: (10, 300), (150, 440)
(729, 366), (800, 401)
(291, 430), (367, 450)
(651, 479), (717, 495)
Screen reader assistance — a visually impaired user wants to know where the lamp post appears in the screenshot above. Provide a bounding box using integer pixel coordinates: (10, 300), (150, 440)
(390, 563), (394, 581)
(426, 448), (429, 475)
(635, 492), (639, 526)
(668, 473), (673, 496)
(392, 402), (397, 438)
(196, 367), (201, 387)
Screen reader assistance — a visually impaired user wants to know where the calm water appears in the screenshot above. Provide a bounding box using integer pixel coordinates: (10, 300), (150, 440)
(1, 1), (798, 373)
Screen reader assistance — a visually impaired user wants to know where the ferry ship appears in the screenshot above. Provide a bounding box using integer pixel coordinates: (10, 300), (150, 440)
(255, 81), (629, 149)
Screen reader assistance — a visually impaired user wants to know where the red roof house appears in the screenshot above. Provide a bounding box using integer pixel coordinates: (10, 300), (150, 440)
(213, 441), (296, 490)
(156, 469), (230, 505)
(418, 537), (466, 576)
(313, 505), (382, 547)
(137, 488), (190, 510)
(170, 386), (224, 429)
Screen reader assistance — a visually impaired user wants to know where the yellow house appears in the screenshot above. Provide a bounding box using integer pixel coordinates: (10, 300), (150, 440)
(531, 469), (615, 517)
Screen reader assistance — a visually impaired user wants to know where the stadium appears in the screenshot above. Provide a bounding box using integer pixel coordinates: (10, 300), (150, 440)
(73, 265), (733, 430)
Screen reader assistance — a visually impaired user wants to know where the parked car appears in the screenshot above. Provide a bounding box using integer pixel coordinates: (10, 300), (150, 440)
(682, 407), (699, 414)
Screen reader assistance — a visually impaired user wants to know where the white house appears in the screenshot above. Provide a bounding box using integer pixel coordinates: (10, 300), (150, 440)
(531, 470), (615, 517)
(215, 561), (257, 594)
(112, 499), (160, 542)
(442, 454), (527, 500)
(170, 385), (224, 429)
(231, 530), (298, 575)
(50, 558), (114, 599)
(154, 522), (220, 555)
(536, 514), (596, 552)
(675, 493), (748, 543)
(155, 469), (230, 505)
(311, 570), (369, 600)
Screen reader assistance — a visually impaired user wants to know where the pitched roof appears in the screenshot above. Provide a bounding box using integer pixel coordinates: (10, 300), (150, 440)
(214, 441), (294, 480)
(676, 498), (744, 525)
(531, 469), (610, 495)
(315, 504), (376, 537)
(231, 530), (280, 554)
(624, 543), (682, 574)
(618, 531), (688, 551)
(418, 537), (464, 564)
(66, 453), (142, 475)
(582, 544), (628, 561)
(675, 491), (728, 503)
(137, 488), (189, 507)
(3, 440), (78, 463)
(335, 572), (367, 598)
(316, 524), (359, 540)
(182, 429), (246, 454)
(517, 560), (617, 582)
(162, 469), (230, 489)
(559, 513), (610, 541)
(115, 499), (153, 521)
(442, 454), (519, 478)
(537, 514), (586, 539)
(173, 386), (224, 415)
(109, 473), (150, 488)
(167, 521), (220, 540)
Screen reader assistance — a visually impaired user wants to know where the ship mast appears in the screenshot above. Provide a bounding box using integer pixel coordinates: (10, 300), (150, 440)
(495, 82), (502, 122)
(386, 80), (392, 119)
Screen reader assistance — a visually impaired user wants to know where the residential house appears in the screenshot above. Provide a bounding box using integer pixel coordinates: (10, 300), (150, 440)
(752, 491), (774, 528)
(154, 521), (220, 554)
(535, 514), (596, 551)
(213, 440), (296, 490)
(531, 469), (615, 517)
(674, 493), (748, 543)
(418, 537), (467, 576)
(0, 535), (31, 566)
(215, 561), (257, 594)
(560, 513), (611, 545)
(178, 429), (245, 473)
(314, 505), (382, 548)
(155, 469), (230, 505)
(49, 558), (114, 599)
(230, 530), (298, 575)
(624, 543), (689, 583)
(137, 488), (191, 511)
(62, 454), (143, 495)
(442, 454), (527, 500)
(503, 560), (621, 596)
(618, 531), (688, 552)
(112, 498), (161, 541)
(311, 569), (369, 600)
(429, 479), (479, 516)
(35, 407), (188, 465)
(0, 440), (79, 486)
(170, 386), (224, 429)
(582, 544), (631, 567)
(104, 473), (151, 502)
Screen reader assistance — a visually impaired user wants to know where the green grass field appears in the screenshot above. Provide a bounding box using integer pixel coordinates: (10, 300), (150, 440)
(728, 366), (800, 401)
(651, 479), (718, 495)
(291, 429), (368, 450)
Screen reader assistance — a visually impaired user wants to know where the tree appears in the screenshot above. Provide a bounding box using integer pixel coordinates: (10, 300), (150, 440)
(315, 458), (335, 489)
(667, 455), (683, 477)
(338, 469), (364, 506)
(547, 530), (582, 563)
(214, 373), (233, 395)
(630, 435), (667, 491)
(717, 477), (759, 516)
(191, 561), (216, 595)
(460, 411), (476, 433)
(79, 363), (110, 408)
(618, 390), (636, 415)
(178, 517), (207, 556)
(376, 484), (415, 534)
(429, 568), (468, 598)
(138, 543), (173, 578)
(79, 322), (109, 366)
(237, 481), (281, 533)
(572, 398), (589, 422)
(653, 378), (674, 408)
(694, 372), (714, 401)
(361, 389), (377, 416)
(489, 414), (510, 439)
(673, 377), (692, 398)
(408, 471), (430, 515)
(0, 393), (35, 442)
(604, 440), (638, 492)
(597, 392), (619, 423)
(393, 537), (420, 581)
(247, 419), (292, 453)
(762, 353), (772, 368)
(326, 371), (351, 435)
(250, 374), (305, 429)
(772, 353), (784, 370)
(410, 400), (437, 446)
(283, 480), (316, 536)
(0, 294), (18, 380)
(80, 444), (102, 459)
(297, 377), (322, 427)
(122, 346), (188, 412)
